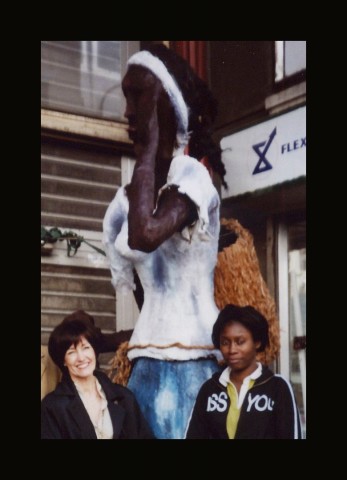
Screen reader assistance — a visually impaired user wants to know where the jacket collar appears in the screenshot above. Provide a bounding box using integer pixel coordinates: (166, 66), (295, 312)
(219, 362), (263, 387)
(53, 370), (124, 398)
(254, 364), (273, 385)
(53, 370), (127, 439)
(93, 370), (126, 402)
(67, 396), (97, 438)
(93, 371), (127, 438)
(213, 363), (274, 388)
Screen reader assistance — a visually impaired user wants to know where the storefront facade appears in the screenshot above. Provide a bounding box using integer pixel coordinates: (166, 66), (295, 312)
(41, 40), (306, 435)
(207, 41), (306, 436)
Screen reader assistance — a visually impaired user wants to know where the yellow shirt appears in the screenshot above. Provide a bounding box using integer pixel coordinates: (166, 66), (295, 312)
(220, 363), (262, 439)
(226, 380), (255, 439)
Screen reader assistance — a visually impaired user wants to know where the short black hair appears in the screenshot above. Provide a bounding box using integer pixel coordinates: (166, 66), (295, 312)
(212, 304), (269, 352)
(48, 312), (102, 372)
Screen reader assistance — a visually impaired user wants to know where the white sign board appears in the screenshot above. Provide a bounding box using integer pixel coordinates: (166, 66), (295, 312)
(220, 106), (306, 199)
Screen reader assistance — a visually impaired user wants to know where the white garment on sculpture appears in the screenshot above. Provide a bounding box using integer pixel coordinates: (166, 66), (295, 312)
(103, 155), (222, 363)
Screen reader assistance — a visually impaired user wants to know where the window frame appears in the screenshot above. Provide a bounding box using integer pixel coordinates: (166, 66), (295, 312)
(41, 108), (131, 145)
(276, 218), (306, 437)
(41, 40), (140, 129)
(41, 41), (141, 338)
(275, 40), (306, 83)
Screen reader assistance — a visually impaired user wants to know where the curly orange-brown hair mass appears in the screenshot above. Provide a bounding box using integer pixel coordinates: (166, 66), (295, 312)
(214, 218), (280, 364)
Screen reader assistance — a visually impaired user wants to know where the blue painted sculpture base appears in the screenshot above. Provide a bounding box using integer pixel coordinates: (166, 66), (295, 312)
(127, 357), (222, 439)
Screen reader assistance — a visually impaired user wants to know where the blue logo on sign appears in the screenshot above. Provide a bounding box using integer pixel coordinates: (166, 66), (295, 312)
(252, 127), (276, 175)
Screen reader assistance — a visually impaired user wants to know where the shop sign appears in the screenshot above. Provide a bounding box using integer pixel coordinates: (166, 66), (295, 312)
(220, 106), (306, 198)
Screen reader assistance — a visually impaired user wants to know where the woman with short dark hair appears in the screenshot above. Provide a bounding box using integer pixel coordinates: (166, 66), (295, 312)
(186, 304), (302, 439)
(41, 311), (154, 439)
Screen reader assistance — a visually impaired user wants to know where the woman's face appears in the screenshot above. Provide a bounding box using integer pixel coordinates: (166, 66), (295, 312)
(64, 336), (96, 382)
(219, 321), (260, 376)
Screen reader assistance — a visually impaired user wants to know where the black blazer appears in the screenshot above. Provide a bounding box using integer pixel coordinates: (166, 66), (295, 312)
(41, 370), (155, 439)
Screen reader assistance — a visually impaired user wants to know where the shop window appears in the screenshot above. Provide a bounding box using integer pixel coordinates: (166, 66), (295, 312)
(275, 41), (306, 82)
(41, 138), (122, 231)
(41, 41), (139, 121)
(277, 219), (306, 437)
(41, 41), (140, 360)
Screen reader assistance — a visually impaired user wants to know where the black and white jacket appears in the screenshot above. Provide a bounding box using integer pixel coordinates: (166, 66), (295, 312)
(186, 364), (302, 439)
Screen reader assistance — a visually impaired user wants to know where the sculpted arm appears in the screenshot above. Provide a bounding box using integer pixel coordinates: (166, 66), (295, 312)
(125, 70), (197, 253)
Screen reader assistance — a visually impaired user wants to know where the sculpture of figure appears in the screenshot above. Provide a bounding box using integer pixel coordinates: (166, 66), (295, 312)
(103, 44), (227, 439)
